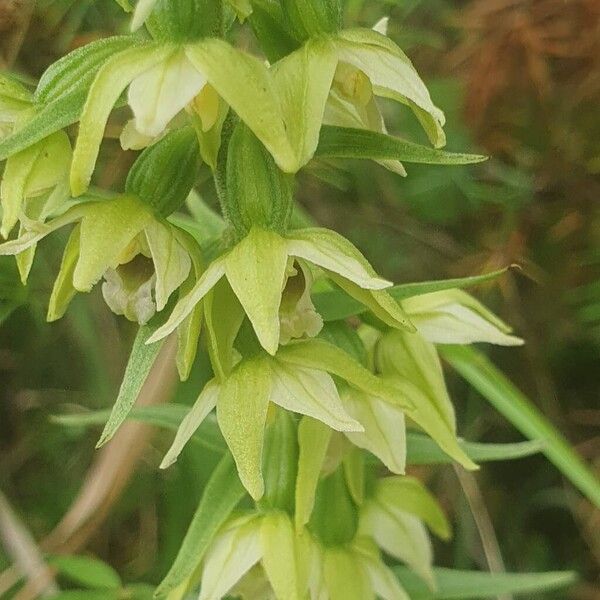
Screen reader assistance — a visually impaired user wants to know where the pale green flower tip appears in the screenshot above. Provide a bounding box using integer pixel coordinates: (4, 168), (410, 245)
(159, 454), (177, 470)
(246, 478), (265, 502)
(69, 171), (89, 198)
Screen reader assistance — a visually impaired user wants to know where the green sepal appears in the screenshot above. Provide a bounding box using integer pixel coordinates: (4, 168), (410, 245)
(309, 468), (359, 547)
(259, 409), (299, 515)
(146, 0), (225, 42)
(35, 36), (137, 104)
(282, 0), (342, 41)
(225, 122), (294, 237)
(126, 126), (200, 218)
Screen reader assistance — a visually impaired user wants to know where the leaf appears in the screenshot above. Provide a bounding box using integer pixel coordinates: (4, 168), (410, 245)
(406, 433), (544, 465)
(441, 345), (600, 509)
(154, 453), (245, 599)
(316, 127), (487, 167)
(52, 405), (227, 454)
(313, 268), (510, 322)
(96, 324), (164, 448)
(393, 567), (577, 599)
(49, 555), (121, 590)
(0, 90), (85, 161)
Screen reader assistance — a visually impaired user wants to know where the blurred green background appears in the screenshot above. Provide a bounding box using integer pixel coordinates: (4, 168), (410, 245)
(0, 0), (598, 598)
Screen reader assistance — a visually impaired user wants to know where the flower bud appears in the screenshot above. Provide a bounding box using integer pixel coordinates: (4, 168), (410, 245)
(282, 0), (342, 41)
(309, 468), (359, 546)
(125, 126), (199, 218)
(224, 122), (294, 237)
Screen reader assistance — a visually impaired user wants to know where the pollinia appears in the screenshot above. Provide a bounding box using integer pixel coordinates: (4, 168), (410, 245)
(1, 1), (592, 599)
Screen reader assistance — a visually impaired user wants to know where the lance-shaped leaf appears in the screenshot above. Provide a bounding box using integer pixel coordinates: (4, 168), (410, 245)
(217, 356), (272, 500)
(442, 345), (600, 509)
(47, 224), (81, 321)
(316, 126), (487, 167)
(155, 453), (245, 599)
(96, 323), (164, 447)
(394, 567), (577, 599)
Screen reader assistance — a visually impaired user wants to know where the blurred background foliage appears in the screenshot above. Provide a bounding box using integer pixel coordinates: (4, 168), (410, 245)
(0, 0), (598, 598)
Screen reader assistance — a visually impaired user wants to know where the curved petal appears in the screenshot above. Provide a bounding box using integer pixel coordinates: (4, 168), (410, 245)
(146, 257), (225, 344)
(344, 389), (406, 474)
(144, 220), (192, 311)
(199, 516), (262, 600)
(70, 43), (170, 196)
(128, 49), (207, 137)
(360, 553), (410, 600)
(160, 379), (219, 468)
(287, 228), (391, 290)
(335, 29), (445, 148)
(270, 360), (363, 433)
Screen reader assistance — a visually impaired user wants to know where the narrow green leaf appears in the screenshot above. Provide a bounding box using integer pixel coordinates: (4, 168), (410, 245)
(394, 566), (577, 599)
(0, 90), (85, 161)
(96, 324), (164, 448)
(154, 453), (245, 599)
(48, 555), (121, 590)
(52, 406), (226, 454)
(314, 267), (510, 322)
(316, 126), (487, 166)
(441, 345), (600, 509)
(406, 433), (544, 465)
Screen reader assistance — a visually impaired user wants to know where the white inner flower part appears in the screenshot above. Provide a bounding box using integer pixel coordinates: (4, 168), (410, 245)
(279, 259), (323, 344)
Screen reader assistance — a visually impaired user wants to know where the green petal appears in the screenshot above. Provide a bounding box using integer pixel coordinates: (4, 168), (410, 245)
(47, 223), (81, 322)
(403, 289), (524, 346)
(270, 38), (337, 170)
(70, 43), (169, 196)
(335, 29), (445, 148)
(328, 273), (414, 331)
(205, 279), (245, 380)
(260, 512), (300, 600)
(357, 548), (411, 600)
(277, 339), (413, 411)
(343, 389), (406, 475)
(295, 416), (331, 531)
(269, 359), (363, 432)
(144, 220), (192, 311)
(161, 379), (219, 468)
(375, 476), (451, 541)
(128, 49), (207, 137)
(376, 329), (455, 434)
(360, 500), (434, 588)
(199, 516), (263, 600)
(217, 357), (273, 500)
(73, 196), (152, 292)
(131, 0), (158, 30)
(287, 227), (391, 290)
(224, 227), (289, 355)
(147, 257), (225, 344)
(185, 39), (297, 173)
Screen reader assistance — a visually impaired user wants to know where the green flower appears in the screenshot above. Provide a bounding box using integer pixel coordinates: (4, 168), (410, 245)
(148, 226), (412, 357)
(0, 195), (197, 324)
(158, 337), (431, 499)
(198, 511), (303, 600)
